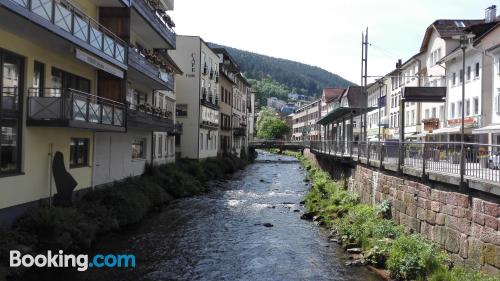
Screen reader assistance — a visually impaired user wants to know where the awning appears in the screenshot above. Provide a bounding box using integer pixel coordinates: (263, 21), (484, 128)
(429, 127), (472, 135)
(472, 125), (500, 134)
(317, 106), (376, 125)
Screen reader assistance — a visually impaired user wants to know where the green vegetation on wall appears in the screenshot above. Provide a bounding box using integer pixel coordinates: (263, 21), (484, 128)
(280, 150), (499, 281)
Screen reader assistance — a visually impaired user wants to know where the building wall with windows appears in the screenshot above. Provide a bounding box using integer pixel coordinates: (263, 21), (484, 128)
(169, 36), (219, 159)
(0, 4), (118, 220)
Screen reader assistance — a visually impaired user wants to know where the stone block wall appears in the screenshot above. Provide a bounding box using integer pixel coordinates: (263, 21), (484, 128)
(349, 165), (499, 274)
(302, 149), (500, 274)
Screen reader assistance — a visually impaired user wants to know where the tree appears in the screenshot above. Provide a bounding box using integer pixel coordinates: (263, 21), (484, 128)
(256, 107), (291, 139)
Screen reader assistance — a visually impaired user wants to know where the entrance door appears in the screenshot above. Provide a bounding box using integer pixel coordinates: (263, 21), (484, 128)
(93, 133), (112, 186)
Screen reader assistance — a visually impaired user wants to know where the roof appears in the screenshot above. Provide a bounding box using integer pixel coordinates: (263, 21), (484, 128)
(322, 88), (345, 103)
(420, 19), (485, 52)
(341, 86), (365, 108)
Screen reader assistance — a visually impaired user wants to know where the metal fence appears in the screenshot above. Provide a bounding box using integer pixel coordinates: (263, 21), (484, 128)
(307, 140), (500, 185)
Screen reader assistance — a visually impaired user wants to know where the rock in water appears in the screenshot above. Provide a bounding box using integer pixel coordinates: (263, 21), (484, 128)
(263, 223), (274, 227)
(347, 248), (363, 254)
(300, 212), (315, 221)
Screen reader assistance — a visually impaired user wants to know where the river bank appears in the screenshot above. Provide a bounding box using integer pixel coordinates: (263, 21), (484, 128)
(13, 151), (382, 281)
(284, 150), (499, 281)
(0, 153), (254, 280)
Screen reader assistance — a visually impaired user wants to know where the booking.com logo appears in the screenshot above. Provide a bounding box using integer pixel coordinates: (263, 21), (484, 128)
(10, 250), (136, 272)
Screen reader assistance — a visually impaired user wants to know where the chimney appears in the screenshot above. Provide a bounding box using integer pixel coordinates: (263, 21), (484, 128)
(485, 5), (497, 23)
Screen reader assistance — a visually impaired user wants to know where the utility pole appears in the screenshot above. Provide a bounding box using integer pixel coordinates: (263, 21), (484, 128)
(361, 28), (369, 142)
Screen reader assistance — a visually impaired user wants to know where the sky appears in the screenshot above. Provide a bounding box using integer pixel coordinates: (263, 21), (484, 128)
(171, 0), (499, 85)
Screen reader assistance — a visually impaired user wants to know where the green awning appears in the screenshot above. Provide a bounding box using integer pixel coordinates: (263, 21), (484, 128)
(317, 107), (376, 125)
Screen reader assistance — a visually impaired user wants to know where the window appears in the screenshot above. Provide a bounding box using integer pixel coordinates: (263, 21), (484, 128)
(466, 99), (470, 116)
(440, 106), (444, 121)
(459, 69), (463, 83)
(205, 133), (209, 150)
(70, 138), (89, 168)
(496, 94), (500, 114)
(32, 61), (45, 96)
(452, 72), (456, 86)
(132, 138), (146, 159)
(51, 67), (90, 96)
(473, 97), (479, 115)
(200, 133), (203, 150)
(451, 103), (455, 118)
(411, 110), (415, 125)
(458, 101), (463, 116)
(467, 66), (471, 81)
(425, 109), (430, 119)
(176, 104), (188, 117)
(1, 51), (23, 174)
(475, 63), (480, 78)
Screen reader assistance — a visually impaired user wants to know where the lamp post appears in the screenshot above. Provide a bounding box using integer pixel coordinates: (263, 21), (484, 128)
(453, 33), (475, 190)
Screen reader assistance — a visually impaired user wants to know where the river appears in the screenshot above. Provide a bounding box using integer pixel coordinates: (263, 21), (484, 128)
(71, 151), (381, 281)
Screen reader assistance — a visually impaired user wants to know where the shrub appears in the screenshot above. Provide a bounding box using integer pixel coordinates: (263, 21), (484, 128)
(387, 234), (447, 280)
(14, 207), (97, 251)
(429, 266), (500, 281)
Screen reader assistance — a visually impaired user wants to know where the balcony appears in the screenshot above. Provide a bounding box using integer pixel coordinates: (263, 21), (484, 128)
(127, 103), (174, 132)
(201, 88), (219, 109)
(3, 0), (127, 68)
(233, 127), (246, 137)
(27, 88), (125, 132)
(128, 46), (174, 90)
(132, 0), (176, 49)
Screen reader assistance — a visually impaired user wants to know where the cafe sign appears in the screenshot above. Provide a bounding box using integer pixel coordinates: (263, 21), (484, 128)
(447, 116), (480, 128)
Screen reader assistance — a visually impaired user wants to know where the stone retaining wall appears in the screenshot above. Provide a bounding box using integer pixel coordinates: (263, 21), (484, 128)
(303, 149), (500, 275)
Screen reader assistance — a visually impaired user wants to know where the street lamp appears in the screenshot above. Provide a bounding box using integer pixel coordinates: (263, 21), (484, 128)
(452, 33), (475, 189)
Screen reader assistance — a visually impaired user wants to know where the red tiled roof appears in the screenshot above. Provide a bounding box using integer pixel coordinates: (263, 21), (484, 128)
(322, 88), (344, 103)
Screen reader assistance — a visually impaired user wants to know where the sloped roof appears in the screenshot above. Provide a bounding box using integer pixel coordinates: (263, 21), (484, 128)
(420, 19), (485, 52)
(322, 88), (345, 103)
(341, 86), (365, 108)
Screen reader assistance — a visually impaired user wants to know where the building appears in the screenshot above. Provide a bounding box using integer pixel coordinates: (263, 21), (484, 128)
(247, 88), (256, 143)
(0, 0), (178, 223)
(213, 48), (239, 155)
(366, 78), (390, 141)
(266, 97), (286, 111)
(233, 74), (250, 156)
(94, 0), (179, 185)
(292, 99), (321, 141)
(320, 88), (345, 140)
(170, 35), (220, 159)
(317, 86), (366, 145)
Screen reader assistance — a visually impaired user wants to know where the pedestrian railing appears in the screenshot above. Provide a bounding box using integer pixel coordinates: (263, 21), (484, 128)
(308, 140), (500, 186)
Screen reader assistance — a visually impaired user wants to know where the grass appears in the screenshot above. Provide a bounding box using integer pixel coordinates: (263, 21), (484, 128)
(282, 150), (498, 281)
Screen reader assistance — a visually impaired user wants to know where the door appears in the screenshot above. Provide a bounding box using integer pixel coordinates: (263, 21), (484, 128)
(93, 133), (112, 186)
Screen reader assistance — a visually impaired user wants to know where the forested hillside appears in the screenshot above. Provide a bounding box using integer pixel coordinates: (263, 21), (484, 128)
(209, 43), (354, 105)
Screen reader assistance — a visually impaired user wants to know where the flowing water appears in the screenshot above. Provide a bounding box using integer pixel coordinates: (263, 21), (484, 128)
(72, 151), (382, 281)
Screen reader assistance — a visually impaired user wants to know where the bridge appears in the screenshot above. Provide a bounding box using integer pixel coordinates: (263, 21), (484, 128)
(249, 140), (305, 150)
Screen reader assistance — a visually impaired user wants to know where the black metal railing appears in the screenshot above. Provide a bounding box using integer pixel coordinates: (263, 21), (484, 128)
(133, 0), (176, 48)
(128, 47), (174, 90)
(28, 88), (125, 127)
(309, 140), (500, 186)
(128, 102), (174, 120)
(9, 0), (126, 64)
